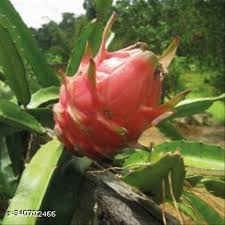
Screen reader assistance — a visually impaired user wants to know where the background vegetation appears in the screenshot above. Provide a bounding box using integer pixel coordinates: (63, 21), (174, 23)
(30, 0), (225, 123)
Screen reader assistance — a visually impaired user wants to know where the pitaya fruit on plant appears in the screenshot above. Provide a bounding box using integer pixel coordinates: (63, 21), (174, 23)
(53, 13), (190, 159)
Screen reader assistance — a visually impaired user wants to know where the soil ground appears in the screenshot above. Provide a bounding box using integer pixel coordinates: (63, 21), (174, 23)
(139, 124), (225, 148)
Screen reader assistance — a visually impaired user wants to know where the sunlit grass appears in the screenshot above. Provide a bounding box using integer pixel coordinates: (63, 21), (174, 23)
(180, 71), (215, 98)
(180, 71), (224, 124)
(207, 101), (225, 124)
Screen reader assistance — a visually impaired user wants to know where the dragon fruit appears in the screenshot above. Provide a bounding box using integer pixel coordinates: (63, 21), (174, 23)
(53, 13), (190, 159)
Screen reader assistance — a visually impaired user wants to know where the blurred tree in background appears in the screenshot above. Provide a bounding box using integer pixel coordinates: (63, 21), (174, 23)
(111, 0), (225, 96)
(31, 0), (225, 95)
(83, 0), (96, 19)
(31, 13), (87, 68)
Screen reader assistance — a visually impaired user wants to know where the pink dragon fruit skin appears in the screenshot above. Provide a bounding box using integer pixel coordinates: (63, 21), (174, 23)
(53, 13), (190, 159)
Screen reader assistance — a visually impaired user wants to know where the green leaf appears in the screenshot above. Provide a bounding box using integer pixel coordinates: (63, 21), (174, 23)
(0, 25), (30, 105)
(113, 148), (136, 166)
(2, 139), (63, 225)
(185, 175), (203, 187)
(27, 86), (59, 109)
(6, 132), (25, 175)
(123, 152), (185, 203)
(0, 100), (45, 134)
(0, 70), (5, 82)
(94, 0), (113, 16)
(0, 138), (18, 197)
(153, 141), (225, 175)
(66, 20), (103, 76)
(173, 93), (225, 118)
(0, 1), (59, 87)
(0, 80), (14, 101)
(0, 123), (22, 138)
(123, 150), (151, 168)
(202, 178), (225, 199)
(179, 201), (202, 224)
(89, 22), (103, 55)
(37, 154), (92, 225)
(157, 121), (184, 140)
(28, 108), (54, 128)
(182, 191), (224, 225)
